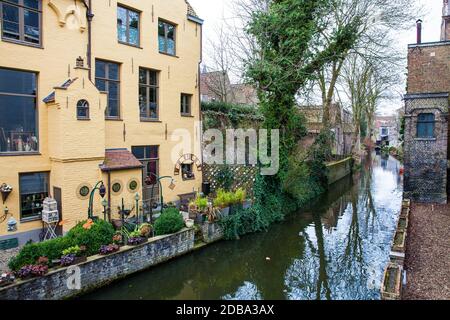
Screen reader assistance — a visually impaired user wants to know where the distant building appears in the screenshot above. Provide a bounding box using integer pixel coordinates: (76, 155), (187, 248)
(200, 69), (258, 106)
(403, 2), (450, 204)
(374, 115), (400, 147)
(299, 103), (354, 156)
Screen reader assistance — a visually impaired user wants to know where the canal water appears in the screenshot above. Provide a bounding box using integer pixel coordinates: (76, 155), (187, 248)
(84, 154), (403, 300)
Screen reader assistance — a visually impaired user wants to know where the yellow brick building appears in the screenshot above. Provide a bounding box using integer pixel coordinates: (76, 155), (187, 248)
(0, 0), (203, 246)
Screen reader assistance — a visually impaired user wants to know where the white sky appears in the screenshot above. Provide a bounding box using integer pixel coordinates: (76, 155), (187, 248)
(189, 0), (444, 115)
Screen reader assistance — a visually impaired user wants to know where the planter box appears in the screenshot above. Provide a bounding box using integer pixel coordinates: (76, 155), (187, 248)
(381, 263), (403, 300)
(400, 207), (410, 219)
(0, 228), (195, 300)
(390, 250), (405, 265)
(392, 230), (407, 253)
(402, 199), (411, 209)
(397, 215), (409, 232)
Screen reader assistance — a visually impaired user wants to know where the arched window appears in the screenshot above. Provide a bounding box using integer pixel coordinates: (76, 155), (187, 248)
(77, 100), (89, 119)
(417, 113), (435, 138)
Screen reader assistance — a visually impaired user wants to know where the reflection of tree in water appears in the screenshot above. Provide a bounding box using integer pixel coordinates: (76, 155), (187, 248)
(86, 154), (402, 301)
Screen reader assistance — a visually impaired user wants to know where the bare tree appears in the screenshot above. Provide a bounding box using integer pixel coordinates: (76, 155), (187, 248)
(314, 0), (421, 129)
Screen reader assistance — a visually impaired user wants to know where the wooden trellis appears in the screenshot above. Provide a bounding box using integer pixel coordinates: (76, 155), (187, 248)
(202, 164), (259, 197)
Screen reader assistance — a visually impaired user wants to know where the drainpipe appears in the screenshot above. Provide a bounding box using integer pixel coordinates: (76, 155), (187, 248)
(82, 0), (94, 80)
(107, 171), (111, 221)
(416, 19), (422, 44)
(198, 23), (203, 180)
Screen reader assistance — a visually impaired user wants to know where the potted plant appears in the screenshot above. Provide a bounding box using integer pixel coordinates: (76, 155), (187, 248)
(185, 218), (195, 228)
(99, 244), (120, 255)
(127, 228), (146, 246)
(16, 264), (49, 280)
(112, 231), (124, 246)
(61, 245), (87, 265)
(0, 183), (12, 203)
(213, 189), (231, 217)
(0, 272), (15, 287)
(139, 223), (152, 238)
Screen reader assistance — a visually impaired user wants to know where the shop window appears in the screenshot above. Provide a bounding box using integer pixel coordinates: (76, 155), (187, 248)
(19, 172), (49, 220)
(0, 68), (38, 154)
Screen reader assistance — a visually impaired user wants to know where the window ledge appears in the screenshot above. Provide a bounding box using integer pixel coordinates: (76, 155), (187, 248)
(118, 41), (143, 49)
(0, 152), (41, 157)
(105, 118), (123, 121)
(77, 118), (91, 121)
(181, 114), (194, 118)
(1, 37), (43, 49)
(414, 138), (437, 141)
(159, 51), (179, 58)
(140, 118), (162, 123)
(20, 216), (42, 223)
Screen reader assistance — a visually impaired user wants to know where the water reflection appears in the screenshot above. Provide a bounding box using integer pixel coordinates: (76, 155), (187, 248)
(83, 154), (402, 300)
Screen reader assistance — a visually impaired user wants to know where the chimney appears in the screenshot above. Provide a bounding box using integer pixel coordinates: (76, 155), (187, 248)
(442, 0), (450, 41)
(416, 19), (422, 44)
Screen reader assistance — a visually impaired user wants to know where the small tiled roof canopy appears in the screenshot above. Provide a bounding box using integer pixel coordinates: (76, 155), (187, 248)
(43, 78), (78, 103)
(100, 149), (143, 172)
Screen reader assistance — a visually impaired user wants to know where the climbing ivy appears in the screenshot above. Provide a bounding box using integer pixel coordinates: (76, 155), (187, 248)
(220, 0), (360, 239)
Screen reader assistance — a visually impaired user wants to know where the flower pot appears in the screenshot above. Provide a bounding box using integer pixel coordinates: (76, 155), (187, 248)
(220, 207), (230, 217)
(1, 189), (12, 204)
(243, 200), (252, 209)
(185, 219), (195, 228)
(381, 263), (403, 300)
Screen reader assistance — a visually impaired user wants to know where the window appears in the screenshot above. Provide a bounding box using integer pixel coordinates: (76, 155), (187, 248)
(117, 5), (139, 46)
(417, 113), (435, 138)
(0, 68), (38, 154)
(139, 68), (159, 120)
(381, 127), (388, 136)
(181, 94), (192, 116)
(19, 172), (49, 220)
(158, 20), (176, 55)
(76, 99), (89, 119)
(95, 60), (120, 118)
(132, 146), (159, 185)
(1, 0), (41, 45)
(181, 163), (194, 180)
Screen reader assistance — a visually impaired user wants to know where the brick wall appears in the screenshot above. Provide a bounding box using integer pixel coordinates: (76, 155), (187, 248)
(0, 228), (195, 300)
(403, 96), (449, 203)
(407, 43), (450, 94)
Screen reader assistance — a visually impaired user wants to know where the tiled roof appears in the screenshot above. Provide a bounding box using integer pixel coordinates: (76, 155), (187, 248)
(42, 78), (78, 103)
(186, 0), (198, 18)
(100, 149), (143, 172)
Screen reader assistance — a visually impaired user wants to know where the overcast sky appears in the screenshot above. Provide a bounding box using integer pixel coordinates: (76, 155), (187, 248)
(189, 0), (444, 115)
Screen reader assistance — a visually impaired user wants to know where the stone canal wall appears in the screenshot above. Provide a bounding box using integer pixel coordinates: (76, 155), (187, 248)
(0, 228), (195, 300)
(326, 157), (353, 185)
(201, 221), (224, 243)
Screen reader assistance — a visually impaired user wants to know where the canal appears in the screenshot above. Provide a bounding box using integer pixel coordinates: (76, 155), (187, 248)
(83, 153), (403, 300)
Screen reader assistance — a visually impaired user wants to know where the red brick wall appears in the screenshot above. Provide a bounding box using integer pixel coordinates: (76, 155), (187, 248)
(407, 44), (450, 94)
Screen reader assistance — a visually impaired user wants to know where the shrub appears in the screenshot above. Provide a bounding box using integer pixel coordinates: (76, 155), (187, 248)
(62, 245), (81, 257)
(8, 236), (74, 271)
(66, 219), (115, 256)
(154, 208), (185, 236)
